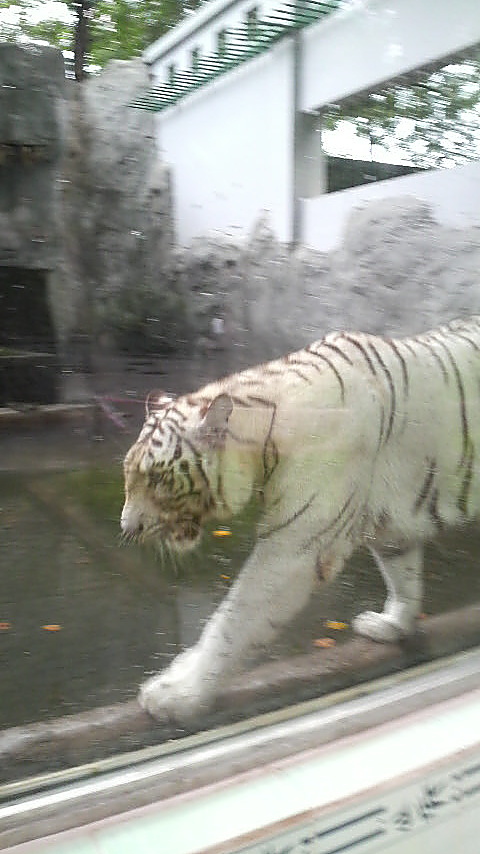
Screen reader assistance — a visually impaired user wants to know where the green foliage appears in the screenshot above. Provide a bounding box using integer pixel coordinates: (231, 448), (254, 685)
(88, 0), (189, 67)
(0, 0), (203, 68)
(324, 60), (480, 167)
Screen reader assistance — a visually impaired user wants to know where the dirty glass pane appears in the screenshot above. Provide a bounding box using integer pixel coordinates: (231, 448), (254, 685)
(1, 7), (480, 785)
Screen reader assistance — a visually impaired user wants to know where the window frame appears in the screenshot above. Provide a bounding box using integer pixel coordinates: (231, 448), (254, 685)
(2, 648), (480, 849)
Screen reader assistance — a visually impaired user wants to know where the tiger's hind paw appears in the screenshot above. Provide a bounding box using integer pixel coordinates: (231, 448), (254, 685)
(352, 610), (408, 643)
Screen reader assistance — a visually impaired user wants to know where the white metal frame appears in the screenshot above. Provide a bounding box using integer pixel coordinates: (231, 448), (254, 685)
(2, 649), (480, 852)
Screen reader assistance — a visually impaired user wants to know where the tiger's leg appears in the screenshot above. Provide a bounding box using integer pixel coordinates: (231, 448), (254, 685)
(352, 544), (423, 643)
(139, 536), (319, 722)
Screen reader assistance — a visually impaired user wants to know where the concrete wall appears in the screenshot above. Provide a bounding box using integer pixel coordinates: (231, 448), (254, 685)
(304, 159), (480, 252)
(157, 39), (294, 245)
(300, 0), (480, 111)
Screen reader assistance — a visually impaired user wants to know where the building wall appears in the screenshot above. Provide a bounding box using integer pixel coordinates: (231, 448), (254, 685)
(300, 0), (480, 112)
(157, 39), (295, 245)
(303, 159), (480, 252)
(145, 0), (480, 248)
(147, 0), (283, 86)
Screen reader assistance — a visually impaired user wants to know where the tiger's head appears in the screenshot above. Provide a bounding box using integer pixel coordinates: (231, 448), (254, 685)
(121, 391), (233, 552)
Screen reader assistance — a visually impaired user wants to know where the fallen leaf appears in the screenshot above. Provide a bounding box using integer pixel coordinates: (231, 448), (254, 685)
(0, 622), (12, 631)
(325, 620), (348, 631)
(220, 574), (231, 580)
(213, 529), (232, 537)
(313, 637), (336, 648)
(42, 624), (62, 632)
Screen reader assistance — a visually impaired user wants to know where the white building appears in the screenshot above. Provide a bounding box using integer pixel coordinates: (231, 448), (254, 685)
(138, 0), (480, 250)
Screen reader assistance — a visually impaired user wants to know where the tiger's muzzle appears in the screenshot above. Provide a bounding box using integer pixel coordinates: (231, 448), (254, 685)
(121, 503), (203, 551)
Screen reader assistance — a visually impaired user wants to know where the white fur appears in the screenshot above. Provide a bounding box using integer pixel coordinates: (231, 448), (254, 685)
(122, 318), (480, 722)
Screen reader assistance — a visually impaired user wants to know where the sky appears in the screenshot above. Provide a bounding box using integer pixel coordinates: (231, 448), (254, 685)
(0, 1), (72, 26)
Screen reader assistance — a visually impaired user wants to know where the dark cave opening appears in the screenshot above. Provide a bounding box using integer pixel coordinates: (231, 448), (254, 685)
(0, 267), (59, 404)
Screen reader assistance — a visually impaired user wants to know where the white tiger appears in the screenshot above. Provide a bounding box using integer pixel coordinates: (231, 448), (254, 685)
(121, 316), (480, 722)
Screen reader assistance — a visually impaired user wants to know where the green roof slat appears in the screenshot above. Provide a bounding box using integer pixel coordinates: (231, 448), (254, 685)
(282, 1), (340, 13)
(131, 0), (340, 111)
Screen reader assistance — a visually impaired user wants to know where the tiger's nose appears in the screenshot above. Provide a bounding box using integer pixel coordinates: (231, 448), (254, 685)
(120, 504), (144, 536)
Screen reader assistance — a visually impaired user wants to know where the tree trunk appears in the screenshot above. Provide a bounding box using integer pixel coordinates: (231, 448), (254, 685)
(74, 0), (91, 82)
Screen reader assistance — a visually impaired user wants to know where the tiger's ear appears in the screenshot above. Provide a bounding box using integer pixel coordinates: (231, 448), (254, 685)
(145, 390), (175, 417)
(197, 393), (233, 448)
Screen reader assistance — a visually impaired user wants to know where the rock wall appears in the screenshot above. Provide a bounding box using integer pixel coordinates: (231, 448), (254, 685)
(170, 197), (480, 372)
(57, 59), (178, 367)
(62, 60), (480, 372)
(0, 43), (64, 272)
(0, 47), (178, 376)
(0, 44), (65, 402)
(3, 44), (480, 385)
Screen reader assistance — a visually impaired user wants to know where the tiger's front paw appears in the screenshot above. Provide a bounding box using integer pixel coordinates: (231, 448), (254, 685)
(352, 610), (409, 643)
(138, 648), (216, 724)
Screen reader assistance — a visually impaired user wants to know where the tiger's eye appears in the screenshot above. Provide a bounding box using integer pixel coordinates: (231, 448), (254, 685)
(179, 460), (189, 473)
